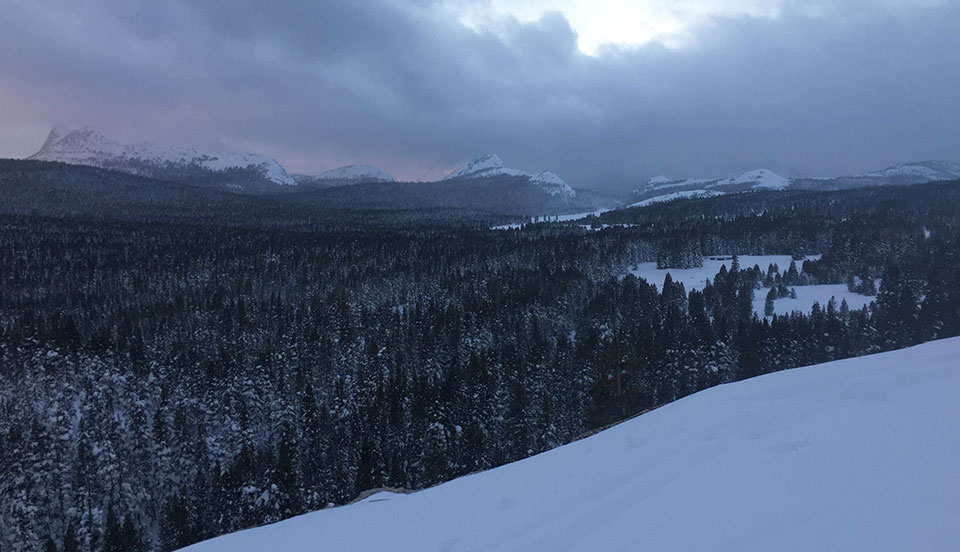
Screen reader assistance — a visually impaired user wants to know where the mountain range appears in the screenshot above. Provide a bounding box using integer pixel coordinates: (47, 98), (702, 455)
(631, 162), (960, 207)
(30, 126), (297, 191)
(21, 125), (960, 214)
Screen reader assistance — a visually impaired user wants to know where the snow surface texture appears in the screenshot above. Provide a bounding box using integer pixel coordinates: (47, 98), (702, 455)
(29, 126), (296, 186)
(444, 154), (576, 198)
(313, 164), (394, 183)
(183, 338), (960, 552)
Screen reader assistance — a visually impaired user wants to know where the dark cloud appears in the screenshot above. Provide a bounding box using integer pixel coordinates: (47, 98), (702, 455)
(1, 0), (958, 190)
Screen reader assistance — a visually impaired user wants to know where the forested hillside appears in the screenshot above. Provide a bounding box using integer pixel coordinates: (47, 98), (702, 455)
(1, 161), (959, 551)
(183, 337), (960, 552)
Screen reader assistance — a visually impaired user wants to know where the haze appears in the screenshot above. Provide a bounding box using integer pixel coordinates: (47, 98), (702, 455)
(1, 0), (958, 191)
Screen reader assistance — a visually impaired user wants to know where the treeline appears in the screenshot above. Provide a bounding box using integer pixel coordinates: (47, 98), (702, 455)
(1, 174), (959, 551)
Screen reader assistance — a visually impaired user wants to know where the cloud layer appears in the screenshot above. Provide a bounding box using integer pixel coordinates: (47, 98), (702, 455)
(1, 0), (958, 190)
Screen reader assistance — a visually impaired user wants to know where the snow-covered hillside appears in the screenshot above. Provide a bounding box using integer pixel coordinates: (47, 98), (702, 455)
(183, 338), (960, 552)
(628, 189), (724, 208)
(443, 154), (527, 180)
(864, 160), (960, 182)
(716, 168), (789, 189)
(313, 164), (394, 183)
(633, 162), (960, 206)
(29, 126), (296, 186)
(630, 169), (787, 206)
(444, 154), (576, 199)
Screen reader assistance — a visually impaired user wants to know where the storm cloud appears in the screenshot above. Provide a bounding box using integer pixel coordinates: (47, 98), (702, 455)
(1, 0), (958, 190)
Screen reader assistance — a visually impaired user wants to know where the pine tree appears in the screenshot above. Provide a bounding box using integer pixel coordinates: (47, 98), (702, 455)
(764, 287), (776, 317)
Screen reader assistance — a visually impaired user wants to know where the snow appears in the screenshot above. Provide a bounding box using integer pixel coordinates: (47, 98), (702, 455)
(530, 171), (576, 198)
(715, 168), (789, 190)
(443, 155), (575, 199)
(632, 169), (788, 205)
(490, 210), (612, 230)
(753, 284), (875, 317)
(201, 152), (295, 186)
(627, 255), (802, 292)
(28, 126), (297, 186)
(553, 209), (609, 222)
(183, 337), (960, 552)
(628, 189), (725, 207)
(443, 154), (527, 180)
(315, 165), (394, 182)
(865, 161), (960, 181)
(314, 164), (394, 183)
(628, 256), (874, 317)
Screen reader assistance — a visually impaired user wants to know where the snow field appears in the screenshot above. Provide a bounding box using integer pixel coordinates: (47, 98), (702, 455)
(628, 255), (875, 318)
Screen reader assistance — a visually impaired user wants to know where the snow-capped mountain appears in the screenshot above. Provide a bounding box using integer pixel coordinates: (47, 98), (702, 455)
(29, 126), (296, 188)
(444, 154), (576, 199)
(630, 168), (788, 206)
(183, 337), (960, 552)
(632, 162), (960, 207)
(314, 164), (394, 183)
(442, 154), (528, 180)
(714, 168), (789, 189)
(863, 160), (960, 182)
(530, 171), (575, 197)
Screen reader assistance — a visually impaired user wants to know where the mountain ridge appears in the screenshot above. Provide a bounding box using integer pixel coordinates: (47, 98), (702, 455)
(632, 162), (960, 206)
(28, 126), (297, 189)
(444, 154), (576, 199)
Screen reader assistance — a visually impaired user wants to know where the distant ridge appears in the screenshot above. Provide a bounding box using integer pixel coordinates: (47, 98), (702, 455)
(444, 154), (576, 199)
(631, 162), (960, 206)
(29, 125), (296, 189)
(294, 164), (394, 186)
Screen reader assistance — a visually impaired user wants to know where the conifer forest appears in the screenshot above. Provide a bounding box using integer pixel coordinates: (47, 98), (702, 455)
(2, 161), (960, 551)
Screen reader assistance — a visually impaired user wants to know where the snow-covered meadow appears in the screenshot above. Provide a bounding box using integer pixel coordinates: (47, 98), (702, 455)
(627, 255), (876, 317)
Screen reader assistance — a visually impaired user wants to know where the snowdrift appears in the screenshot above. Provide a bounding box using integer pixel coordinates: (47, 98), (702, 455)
(184, 338), (960, 551)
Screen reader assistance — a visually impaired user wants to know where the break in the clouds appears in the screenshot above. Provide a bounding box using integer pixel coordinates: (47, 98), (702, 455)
(0, 0), (958, 191)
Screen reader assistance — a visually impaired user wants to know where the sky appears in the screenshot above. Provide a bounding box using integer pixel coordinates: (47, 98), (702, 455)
(1, 0), (958, 191)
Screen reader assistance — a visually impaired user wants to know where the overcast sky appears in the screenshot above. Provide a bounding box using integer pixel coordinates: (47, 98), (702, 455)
(1, 0), (958, 190)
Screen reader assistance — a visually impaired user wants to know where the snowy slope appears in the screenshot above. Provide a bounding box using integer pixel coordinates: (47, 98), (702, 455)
(530, 171), (576, 198)
(313, 164), (394, 183)
(442, 154), (527, 180)
(29, 126), (296, 186)
(715, 168), (789, 189)
(628, 189), (724, 207)
(864, 160), (960, 182)
(183, 338), (960, 552)
(630, 169), (787, 206)
(634, 161), (960, 205)
(443, 155), (576, 199)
